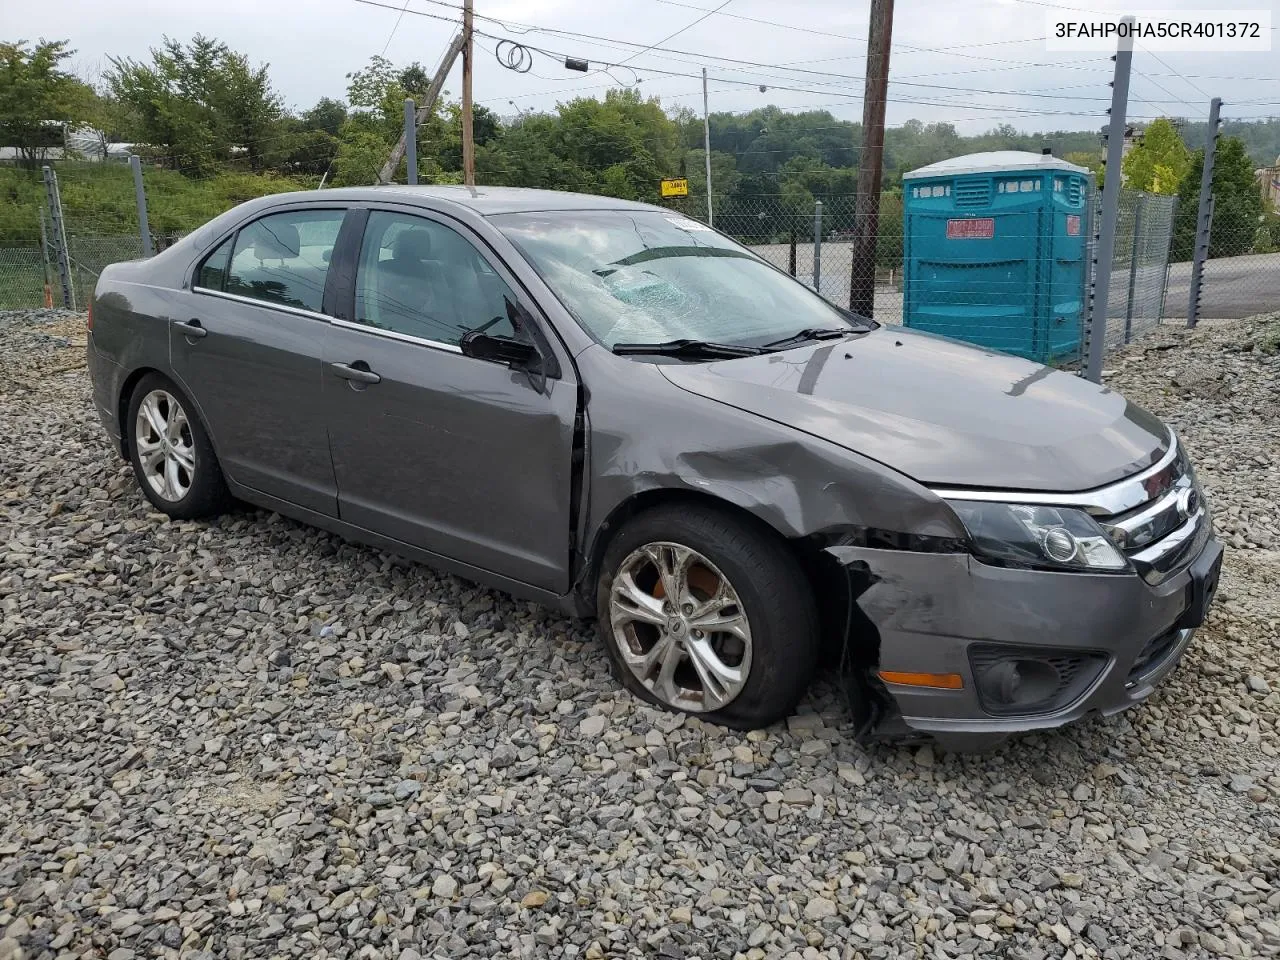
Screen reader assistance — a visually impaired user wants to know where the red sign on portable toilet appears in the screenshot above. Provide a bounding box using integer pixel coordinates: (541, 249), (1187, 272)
(946, 218), (995, 240)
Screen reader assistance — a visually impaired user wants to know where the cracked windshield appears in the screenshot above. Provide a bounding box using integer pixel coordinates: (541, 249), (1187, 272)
(496, 210), (859, 349)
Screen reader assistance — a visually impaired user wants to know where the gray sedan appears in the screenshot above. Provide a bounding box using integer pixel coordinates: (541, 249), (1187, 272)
(87, 186), (1222, 748)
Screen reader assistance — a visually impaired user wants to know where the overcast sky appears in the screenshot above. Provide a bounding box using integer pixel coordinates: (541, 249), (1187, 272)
(6, 0), (1279, 133)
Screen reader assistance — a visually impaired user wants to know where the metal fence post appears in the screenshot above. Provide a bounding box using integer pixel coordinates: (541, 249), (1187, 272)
(42, 165), (74, 311)
(813, 200), (823, 294)
(1084, 16), (1134, 383)
(130, 155), (154, 257)
(788, 230), (797, 277)
(404, 98), (418, 185)
(38, 207), (54, 308)
(1187, 97), (1221, 328)
(1159, 196), (1177, 319)
(1123, 193), (1144, 343)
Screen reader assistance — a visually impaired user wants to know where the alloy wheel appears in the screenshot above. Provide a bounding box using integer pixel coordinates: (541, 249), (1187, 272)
(134, 389), (196, 503)
(609, 541), (753, 712)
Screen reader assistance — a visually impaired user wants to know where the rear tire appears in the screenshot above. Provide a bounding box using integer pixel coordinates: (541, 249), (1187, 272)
(126, 372), (230, 520)
(595, 503), (820, 730)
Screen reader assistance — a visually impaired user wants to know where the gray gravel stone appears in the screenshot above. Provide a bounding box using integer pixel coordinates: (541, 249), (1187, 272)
(1, 307), (1278, 960)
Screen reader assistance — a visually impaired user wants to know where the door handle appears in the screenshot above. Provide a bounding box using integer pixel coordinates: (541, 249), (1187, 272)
(330, 362), (381, 384)
(180, 318), (208, 339)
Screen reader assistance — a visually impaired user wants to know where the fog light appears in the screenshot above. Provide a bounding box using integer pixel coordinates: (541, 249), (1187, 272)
(978, 658), (1061, 707)
(969, 645), (1109, 716)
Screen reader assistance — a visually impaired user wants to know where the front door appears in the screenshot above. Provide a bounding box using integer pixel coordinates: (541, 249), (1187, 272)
(323, 208), (578, 594)
(174, 207), (348, 515)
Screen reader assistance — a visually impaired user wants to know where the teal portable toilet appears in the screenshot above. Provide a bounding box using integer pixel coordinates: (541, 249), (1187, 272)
(901, 150), (1091, 363)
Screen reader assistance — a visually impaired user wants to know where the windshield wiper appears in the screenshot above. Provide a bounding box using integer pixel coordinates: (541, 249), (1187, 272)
(611, 338), (765, 359)
(759, 327), (856, 351)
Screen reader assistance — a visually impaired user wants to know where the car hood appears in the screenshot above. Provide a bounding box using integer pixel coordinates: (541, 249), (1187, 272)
(657, 326), (1169, 491)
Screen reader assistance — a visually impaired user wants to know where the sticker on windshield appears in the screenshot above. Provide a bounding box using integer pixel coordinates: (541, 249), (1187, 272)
(665, 217), (713, 232)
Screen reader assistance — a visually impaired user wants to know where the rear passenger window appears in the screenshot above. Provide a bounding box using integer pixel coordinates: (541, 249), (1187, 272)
(197, 236), (233, 290)
(224, 210), (346, 313)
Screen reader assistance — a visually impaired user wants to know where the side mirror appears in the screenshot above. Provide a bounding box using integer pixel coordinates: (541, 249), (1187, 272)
(460, 330), (539, 368)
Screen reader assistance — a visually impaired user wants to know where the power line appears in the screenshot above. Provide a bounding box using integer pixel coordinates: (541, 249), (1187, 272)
(1137, 46), (1212, 103)
(646, 0), (1118, 67)
(380, 0), (414, 57)
(612, 0), (735, 68)
(353, 0), (1220, 127)
(356, 0), (1131, 108)
(479, 29), (1191, 116)
(397, 0), (1114, 81)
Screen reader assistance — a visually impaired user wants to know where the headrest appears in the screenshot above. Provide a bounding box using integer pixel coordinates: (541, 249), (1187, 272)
(250, 221), (300, 259)
(391, 229), (434, 262)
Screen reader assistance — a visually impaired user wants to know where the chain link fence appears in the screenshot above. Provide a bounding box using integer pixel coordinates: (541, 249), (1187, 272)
(1092, 190), (1178, 354)
(0, 159), (1200, 373)
(1165, 191), (1280, 321)
(0, 246), (49, 310)
(670, 186), (1176, 369)
(67, 236), (148, 311)
(664, 193), (905, 321)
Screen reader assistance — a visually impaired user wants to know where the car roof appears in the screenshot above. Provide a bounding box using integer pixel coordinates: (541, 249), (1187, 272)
(259, 185), (667, 217)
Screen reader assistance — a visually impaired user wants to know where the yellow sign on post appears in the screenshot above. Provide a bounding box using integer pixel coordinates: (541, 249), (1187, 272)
(660, 178), (689, 198)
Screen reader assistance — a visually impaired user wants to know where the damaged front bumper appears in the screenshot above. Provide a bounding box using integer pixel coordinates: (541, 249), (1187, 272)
(826, 522), (1224, 752)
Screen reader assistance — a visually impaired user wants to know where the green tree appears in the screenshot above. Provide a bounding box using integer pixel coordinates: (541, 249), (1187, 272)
(301, 97), (348, 137)
(1121, 119), (1190, 194)
(0, 40), (94, 169)
(551, 89), (683, 200)
(345, 55), (415, 137)
(1064, 150), (1103, 187)
(1172, 136), (1266, 260)
(330, 127), (390, 186)
(107, 35), (283, 172)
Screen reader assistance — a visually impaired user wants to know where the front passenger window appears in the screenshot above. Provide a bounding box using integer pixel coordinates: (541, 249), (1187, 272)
(354, 211), (520, 346)
(224, 209), (345, 313)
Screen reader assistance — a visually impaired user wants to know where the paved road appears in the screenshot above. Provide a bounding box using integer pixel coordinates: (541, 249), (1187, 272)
(1164, 252), (1280, 320)
(751, 241), (1280, 322)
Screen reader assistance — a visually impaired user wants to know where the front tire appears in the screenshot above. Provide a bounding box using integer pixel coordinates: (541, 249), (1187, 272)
(595, 504), (820, 730)
(126, 373), (230, 519)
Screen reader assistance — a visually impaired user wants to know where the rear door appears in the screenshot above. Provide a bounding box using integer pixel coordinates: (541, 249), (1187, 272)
(175, 206), (347, 515)
(322, 207), (578, 593)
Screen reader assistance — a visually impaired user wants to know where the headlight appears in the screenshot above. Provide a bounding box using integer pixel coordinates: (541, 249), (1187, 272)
(947, 501), (1128, 572)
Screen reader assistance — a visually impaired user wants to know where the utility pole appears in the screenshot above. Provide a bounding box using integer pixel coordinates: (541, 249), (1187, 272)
(1083, 15), (1134, 383)
(462, 0), (476, 186)
(378, 31), (466, 184)
(1186, 97), (1221, 329)
(702, 66), (714, 226)
(848, 0), (894, 317)
(404, 99), (418, 185)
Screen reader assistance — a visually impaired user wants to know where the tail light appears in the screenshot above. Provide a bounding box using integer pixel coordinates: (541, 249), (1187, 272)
(86, 300), (93, 331)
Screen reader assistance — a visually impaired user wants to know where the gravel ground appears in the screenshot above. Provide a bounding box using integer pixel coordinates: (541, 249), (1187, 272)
(1, 308), (1278, 960)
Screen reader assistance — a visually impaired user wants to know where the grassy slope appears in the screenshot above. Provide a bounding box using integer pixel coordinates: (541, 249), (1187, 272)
(0, 163), (309, 245)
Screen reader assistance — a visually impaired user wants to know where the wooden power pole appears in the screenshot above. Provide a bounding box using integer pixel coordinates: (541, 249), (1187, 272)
(377, 31), (466, 185)
(848, 0), (894, 317)
(462, 0), (476, 186)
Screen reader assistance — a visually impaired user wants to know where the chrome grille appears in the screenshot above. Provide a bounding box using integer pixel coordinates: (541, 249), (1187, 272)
(1095, 443), (1207, 583)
